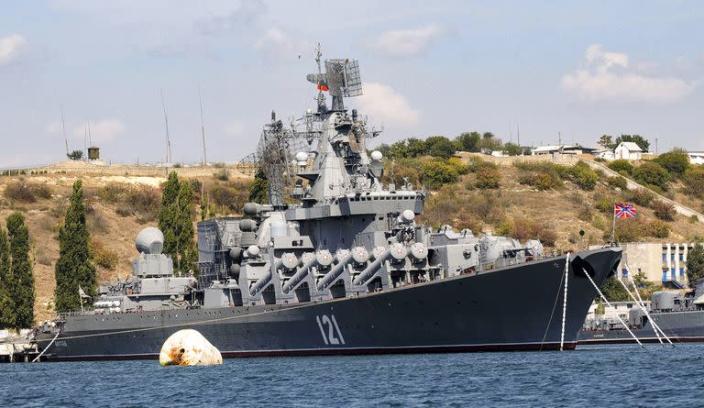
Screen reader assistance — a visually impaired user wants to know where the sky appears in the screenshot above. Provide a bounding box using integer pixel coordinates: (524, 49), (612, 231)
(1, 0), (703, 167)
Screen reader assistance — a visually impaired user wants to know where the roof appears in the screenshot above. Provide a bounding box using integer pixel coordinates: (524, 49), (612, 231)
(617, 142), (643, 152)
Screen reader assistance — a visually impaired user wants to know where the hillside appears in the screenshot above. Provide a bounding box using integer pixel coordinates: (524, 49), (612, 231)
(0, 166), (251, 323)
(1, 154), (703, 324)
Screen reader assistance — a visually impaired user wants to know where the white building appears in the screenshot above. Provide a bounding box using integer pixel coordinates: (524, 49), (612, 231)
(614, 142), (643, 161)
(688, 151), (704, 165)
(607, 242), (704, 288)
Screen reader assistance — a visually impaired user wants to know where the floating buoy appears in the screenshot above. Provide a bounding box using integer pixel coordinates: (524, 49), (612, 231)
(159, 329), (223, 366)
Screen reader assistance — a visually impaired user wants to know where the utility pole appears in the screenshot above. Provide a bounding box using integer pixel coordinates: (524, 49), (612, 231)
(517, 123), (520, 146)
(199, 87), (207, 166)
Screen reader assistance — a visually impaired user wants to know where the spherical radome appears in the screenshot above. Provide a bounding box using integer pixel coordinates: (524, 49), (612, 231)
(295, 151), (308, 162)
(370, 150), (383, 161)
(136, 227), (164, 254)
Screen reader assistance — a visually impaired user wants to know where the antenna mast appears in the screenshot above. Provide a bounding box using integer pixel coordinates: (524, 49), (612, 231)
(160, 90), (172, 164)
(199, 87), (207, 166)
(61, 106), (69, 156)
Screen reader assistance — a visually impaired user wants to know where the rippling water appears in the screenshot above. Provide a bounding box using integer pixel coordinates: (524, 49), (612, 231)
(2, 344), (703, 407)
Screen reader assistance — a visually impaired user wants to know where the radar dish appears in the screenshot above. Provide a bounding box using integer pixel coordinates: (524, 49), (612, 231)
(325, 59), (363, 98)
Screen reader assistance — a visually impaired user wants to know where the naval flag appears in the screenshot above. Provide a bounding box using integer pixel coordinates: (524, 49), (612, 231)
(614, 202), (637, 219)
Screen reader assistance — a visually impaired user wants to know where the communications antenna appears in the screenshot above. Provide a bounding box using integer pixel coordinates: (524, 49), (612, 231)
(60, 106), (68, 156)
(199, 87), (208, 166)
(160, 90), (173, 164)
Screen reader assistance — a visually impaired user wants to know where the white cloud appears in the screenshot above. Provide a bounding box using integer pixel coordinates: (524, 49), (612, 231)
(371, 24), (444, 57)
(254, 27), (304, 60)
(196, 0), (266, 35)
(71, 119), (125, 143)
(562, 44), (696, 103)
(0, 33), (27, 65)
(355, 82), (419, 127)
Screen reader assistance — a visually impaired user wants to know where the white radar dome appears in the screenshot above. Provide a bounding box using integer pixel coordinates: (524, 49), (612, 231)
(295, 151), (308, 162)
(370, 150), (383, 161)
(136, 227), (164, 254)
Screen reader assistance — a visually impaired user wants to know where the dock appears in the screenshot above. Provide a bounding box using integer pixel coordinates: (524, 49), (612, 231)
(0, 330), (42, 363)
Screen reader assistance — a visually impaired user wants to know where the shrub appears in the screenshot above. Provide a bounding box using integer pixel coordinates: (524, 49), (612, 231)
(111, 186), (160, 222)
(473, 162), (500, 189)
(594, 195), (614, 214)
(607, 160), (634, 176)
(626, 188), (655, 207)
(98, 184), (128, 203)
(654, 149), (690, 178)
(515, 162), (563, 190)
(683, 167), (704, 198)
(633, 161), (670, 191)
(5, 180), (36, 202)
(31, 183), (52, 199)
(209, 182), (250, 213)
(566, 161), (599, 190)
(214, 168), (230, 181)
(420, 160), (460, 189)
(502, 217), (557, 246)
(425, 136), (456, 159)
(646, 220), (670, 238)
(652, 200), (676, 221)
(607, 176), (628, 190)
(91, 241), (119, 270)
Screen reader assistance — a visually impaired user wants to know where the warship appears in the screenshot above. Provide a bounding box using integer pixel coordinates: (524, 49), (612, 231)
(35, 50), (622, 360)
(579, 283), (704, 344)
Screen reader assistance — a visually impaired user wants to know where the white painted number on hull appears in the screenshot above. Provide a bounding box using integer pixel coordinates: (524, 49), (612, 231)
(316, 314), (345, 345)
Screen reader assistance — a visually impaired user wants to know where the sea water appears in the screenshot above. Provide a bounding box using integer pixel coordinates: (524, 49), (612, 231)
(2, 344), (703, 407)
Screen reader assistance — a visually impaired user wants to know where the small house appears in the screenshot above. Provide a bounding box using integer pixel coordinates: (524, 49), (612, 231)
(614, 142), (643, 161)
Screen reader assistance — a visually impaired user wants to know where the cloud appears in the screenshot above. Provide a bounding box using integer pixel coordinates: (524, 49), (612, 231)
(562, 44), (696, 103)
(70, 119), (126, 143)
(0, 33), (27, 65)
(355, 82), (419, 127)
(371, 24), (444, 57)
(253, 27), (306, 61)
(196, 0), (266, 35)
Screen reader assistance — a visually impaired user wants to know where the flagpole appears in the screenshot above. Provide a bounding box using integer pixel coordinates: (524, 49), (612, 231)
(611, 209), (617, 243)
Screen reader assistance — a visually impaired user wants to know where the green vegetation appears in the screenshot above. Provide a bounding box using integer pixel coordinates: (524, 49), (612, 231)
(687, 244), (704, 286)
(683, 167), (704, 199)
(67, 150), (83, 160)
(99, 184), (160, 223)
(7, 213), (34, 328)
(599, 272), (660, 301)
(625, 188), (655, 207)
(496, 217), (557, 246)
(4, 180), (53, 203)
(0, 227), (14, 328)
(606, 176), (628, 190)
(607, 159), (634, 176)
(472, 161), (501, 189)
(651, 200), (676, 221)
(654, 149), (690, 178)
(213, 168), (230, 181)
(90, 240), (119, 270)
(248, 169), (269, 204)
(565, 161), (598, 190)
(633, 161), (670, 191)
(55, 180), (96, 313)
(157, 172), (197, 275)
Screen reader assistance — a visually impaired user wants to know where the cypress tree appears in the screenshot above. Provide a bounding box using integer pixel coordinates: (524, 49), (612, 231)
(248, 169), (269, 204)
(7, 212), (34, 328)
(0, 228), (15, 329)
(55, 180), (96, 312)
(159, 172), (180, 263)
(175, 182), (197, 275)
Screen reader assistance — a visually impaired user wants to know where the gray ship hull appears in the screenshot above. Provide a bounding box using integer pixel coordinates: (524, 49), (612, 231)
(37, 248), (620, 360)
(579, 309), (704, 344)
